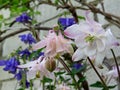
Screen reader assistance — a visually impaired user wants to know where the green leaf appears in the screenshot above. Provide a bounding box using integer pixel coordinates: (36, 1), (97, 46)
(90, 81), (103, 88)
(108, 85), (116, 89)
(0, 15), (3, 20)
(78, 76), (86, 83)
(77, 15), (85, 20)
(54, 71), (65, 76)
(34, 11), (41, 15)
(17, 88), (25, 90)
(46, 85), (56, 90)
(54, 0), (59, 5)
(41, 76), (53, 83)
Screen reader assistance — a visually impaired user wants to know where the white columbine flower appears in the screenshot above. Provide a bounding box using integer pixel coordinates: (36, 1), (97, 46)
(64, 11), (119, 66)
(106, 66), (120, 78)
(17, 56), (54, 80)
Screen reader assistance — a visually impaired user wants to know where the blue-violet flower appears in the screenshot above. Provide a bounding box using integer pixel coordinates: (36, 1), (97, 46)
(16, 13), (31, 23)
(19, 33), (36, 44)
(0, 57), (20, 74)
(58, 18), (76, 30)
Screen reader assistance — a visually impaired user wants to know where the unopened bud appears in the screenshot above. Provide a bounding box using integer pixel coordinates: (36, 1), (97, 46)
(45, 58), (56, 72)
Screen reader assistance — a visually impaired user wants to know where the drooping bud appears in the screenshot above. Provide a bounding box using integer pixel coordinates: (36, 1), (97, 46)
(45, 58), (56, 72)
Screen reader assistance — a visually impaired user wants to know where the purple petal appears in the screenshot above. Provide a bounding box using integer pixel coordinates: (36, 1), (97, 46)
(0, 60), (7, 66)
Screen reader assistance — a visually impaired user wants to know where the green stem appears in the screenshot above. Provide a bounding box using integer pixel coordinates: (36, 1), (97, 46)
(87, 57), (109, 90)
(42, 81), (45, 90)
(111, 49), (120, 82)
(22, 73), (26, 89)
(30, 26), (40, 42)
(59, 57), (81, 90)
(30, 80), (33, 90)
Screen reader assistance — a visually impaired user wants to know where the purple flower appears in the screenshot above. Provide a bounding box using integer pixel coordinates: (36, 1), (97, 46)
(16, 13), (31, 23)
(72, 63), (82, 70)
(19, 33), (36, 44)
(58, 18), (76, 30)
(0, 57), (20, 74)
(18, 49), (31, 59)
(20, 80), (30, 88)
(15, 70), (22, 80)
(15, 70), (30, 88)
(25, 80), (30, 88)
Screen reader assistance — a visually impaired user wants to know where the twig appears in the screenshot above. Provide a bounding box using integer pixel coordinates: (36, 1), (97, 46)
(59, 57), (81, 90)
(0, 26), (51, 42)
(111, 49), (120, 82)
(87, 57), (109, 90)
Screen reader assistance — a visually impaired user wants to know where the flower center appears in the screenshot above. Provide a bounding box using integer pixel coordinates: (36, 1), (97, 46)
(85, 35), (95, 43)
(36, 71), (40, 78)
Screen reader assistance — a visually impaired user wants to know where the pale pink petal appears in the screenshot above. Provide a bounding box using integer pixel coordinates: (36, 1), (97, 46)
(32, 39), (47, 50)
(64, 24), (81, 39)
(45, 38), (56, 57)
(56, 35), (66, 53)
(72, 48), (85, 61)
(65, 44), (74, 55)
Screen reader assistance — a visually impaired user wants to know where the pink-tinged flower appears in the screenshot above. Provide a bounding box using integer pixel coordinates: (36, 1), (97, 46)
(32, 30), (73, 57)
(56, 84), (71, 90)
(17, 56), (54, 80)
(106, 66), (120, 78)
(64, 11), (119, 66)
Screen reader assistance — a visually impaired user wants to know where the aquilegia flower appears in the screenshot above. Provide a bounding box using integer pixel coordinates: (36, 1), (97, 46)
(106, 66), (120, 78)
(16, 13), (31, 23)
(58, 18), (76, 30)
(64, 11), (119, 66)
(17, 56), (54, 80)
(0, 57), (20, 74)
(19, 33), (36, 44)
(32, 30), (73, 58)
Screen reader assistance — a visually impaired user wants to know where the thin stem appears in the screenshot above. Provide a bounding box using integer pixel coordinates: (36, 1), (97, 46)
(42, 81), (45, 90)
(30, 80), (33, 90)
(111, 49), (120, 82)
(59, 57), (81, 90)
(87, 57), (109, 90)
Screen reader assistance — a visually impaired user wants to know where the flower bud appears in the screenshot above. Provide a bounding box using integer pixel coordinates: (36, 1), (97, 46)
(45, 58), (56, 72)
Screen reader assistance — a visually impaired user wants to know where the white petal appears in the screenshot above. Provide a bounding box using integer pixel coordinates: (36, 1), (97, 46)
(72, 48), (85, 61)
(84, 43), (96, 56)
(95, 52), (105, 67)
(17, 56), (43, 68)
(96, 38), (105, 52)
(27, 70), (37, 80)
(64, 24), (81, 39)
(105, 70), (115, 76)
(105, 29), (119, 48)
(75, 34), (87, 48)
